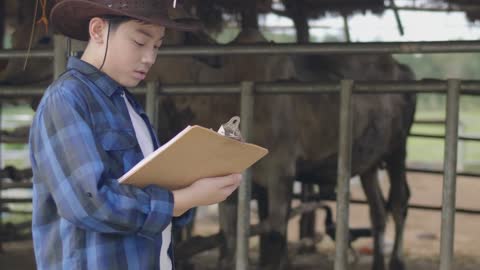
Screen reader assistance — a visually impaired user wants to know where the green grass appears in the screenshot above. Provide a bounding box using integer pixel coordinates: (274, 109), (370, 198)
(1, 202), (32, 225)
(4, 144), (27, 151)
(2, 214), (32, 224)
(2, 105), (34, 116)
(1, 158), (30, 169)
(408, 104), (480, 172)
(2, 105), (36, 227)
(1, 105), (32, 168)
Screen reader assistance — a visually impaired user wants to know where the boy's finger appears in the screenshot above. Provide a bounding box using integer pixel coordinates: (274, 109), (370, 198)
(230, 173), (242, 183)
(221, 181), (241, 190)
(223, 177), (242, 190)
(216, 174), (242, 188)
(221, 183), (240, 195)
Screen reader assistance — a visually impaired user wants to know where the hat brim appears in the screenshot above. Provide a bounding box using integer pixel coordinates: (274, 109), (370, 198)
(50, 0), (200, 41)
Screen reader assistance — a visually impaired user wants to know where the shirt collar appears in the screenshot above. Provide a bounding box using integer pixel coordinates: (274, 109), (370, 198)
(122, 88), (148, 116)
(67, 56), (123, 97)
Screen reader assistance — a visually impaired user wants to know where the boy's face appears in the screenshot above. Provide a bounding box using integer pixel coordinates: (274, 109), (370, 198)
(98, 19), (165, 87)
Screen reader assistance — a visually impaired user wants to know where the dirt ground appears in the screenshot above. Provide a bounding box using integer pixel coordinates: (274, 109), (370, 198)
(190, 171), (480, 270)
(1, 172), (479, 269)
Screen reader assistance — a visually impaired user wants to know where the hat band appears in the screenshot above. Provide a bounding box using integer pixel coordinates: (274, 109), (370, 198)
(101, 0), (169, 10)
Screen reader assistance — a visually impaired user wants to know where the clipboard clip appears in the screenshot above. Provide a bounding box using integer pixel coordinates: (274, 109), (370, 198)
(218, 116), (244, 142)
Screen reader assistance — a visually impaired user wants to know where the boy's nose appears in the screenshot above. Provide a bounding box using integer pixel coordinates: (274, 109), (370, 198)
(142, 50), (157, 65)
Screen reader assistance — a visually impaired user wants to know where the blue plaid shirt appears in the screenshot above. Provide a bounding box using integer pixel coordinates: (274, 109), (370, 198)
(29, 57), (193, 270)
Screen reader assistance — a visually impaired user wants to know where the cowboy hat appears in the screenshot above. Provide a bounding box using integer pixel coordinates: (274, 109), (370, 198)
(50, 0), (200, 41)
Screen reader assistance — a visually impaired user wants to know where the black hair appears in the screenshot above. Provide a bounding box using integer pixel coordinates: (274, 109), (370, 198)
(96, 16), (131, 70)
(90, 15), (147, 72)
(100, 15), (135, 32)
(97, 20), (110, 71)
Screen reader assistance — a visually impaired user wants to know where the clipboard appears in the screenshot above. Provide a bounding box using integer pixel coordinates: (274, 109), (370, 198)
(118, 117), (268, 190)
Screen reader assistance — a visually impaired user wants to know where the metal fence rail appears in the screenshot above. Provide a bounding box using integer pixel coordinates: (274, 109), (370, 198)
(2, 40), (480, 59)
(3, 80), (480, 97)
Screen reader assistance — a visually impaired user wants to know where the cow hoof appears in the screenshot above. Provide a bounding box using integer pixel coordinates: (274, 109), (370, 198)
(264, 261), (289, 270)
(297, 240), (317, 254)
(217, 258), (234, 270)
(372, 259), (386, 270)
(175, 261), (195, 270)
(259, 254), (289, 270)
(389, 258), (406, 270)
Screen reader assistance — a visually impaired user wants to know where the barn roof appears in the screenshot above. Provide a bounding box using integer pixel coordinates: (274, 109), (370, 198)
(186, 0), (480, 31)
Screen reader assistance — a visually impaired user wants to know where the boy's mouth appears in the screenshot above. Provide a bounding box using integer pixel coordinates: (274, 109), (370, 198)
(133, 70), (147, 80)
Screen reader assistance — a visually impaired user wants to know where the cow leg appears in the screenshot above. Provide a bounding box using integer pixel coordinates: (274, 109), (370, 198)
(360, 169), (387, 270)
(299, 183), (317, 253)
(218, 190), (238, 269)
(386, 147), (410, 270)
(253, 184), (271, 266)
(259, 167), (294, 270)
(174, 208), (196, 270)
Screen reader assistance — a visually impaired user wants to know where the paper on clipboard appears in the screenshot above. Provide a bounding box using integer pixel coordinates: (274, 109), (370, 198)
(118, 117), (268, 190)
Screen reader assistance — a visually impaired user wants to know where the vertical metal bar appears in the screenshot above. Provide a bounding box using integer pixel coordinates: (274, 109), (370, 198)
(457, 120), (464, 171)
(236, 81), (255, 270)
(0, 1), (5, 50)
(53, 35), (67, 79)
(146, 81), (159, 130)
(439, 79), (460, 270)
(342, 15), (351, 43)
(0, 102), (3, 252)
(66, 38), (72, 57)
(390, 0), (405, 35)
(334, 80), (354, 270)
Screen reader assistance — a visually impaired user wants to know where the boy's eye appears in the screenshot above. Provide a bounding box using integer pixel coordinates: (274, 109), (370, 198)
(134, 40), (145, 46)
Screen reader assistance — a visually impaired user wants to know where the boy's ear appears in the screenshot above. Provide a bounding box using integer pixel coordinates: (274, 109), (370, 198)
(88, 17), (108, 44)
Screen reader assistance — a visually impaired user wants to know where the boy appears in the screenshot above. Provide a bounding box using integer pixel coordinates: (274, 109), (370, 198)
(28, 0), (242, 269)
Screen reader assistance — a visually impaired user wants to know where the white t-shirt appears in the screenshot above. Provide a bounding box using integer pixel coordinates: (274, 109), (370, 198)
(121, 91), (173, 270)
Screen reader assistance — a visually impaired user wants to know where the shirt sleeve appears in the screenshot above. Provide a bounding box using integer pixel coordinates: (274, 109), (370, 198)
(30, 89), (175, 241)
(172, 208), (195, 227)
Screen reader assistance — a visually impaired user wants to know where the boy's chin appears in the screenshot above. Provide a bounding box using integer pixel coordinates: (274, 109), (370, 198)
(122, 80), (141, 88)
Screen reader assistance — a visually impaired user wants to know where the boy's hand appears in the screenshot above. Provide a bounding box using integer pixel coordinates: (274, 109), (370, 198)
(172, 174), (243, 217)
(189, 173), (243, 206)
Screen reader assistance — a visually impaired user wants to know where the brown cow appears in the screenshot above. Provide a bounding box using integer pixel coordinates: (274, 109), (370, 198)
(153, 28), (415, 270)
